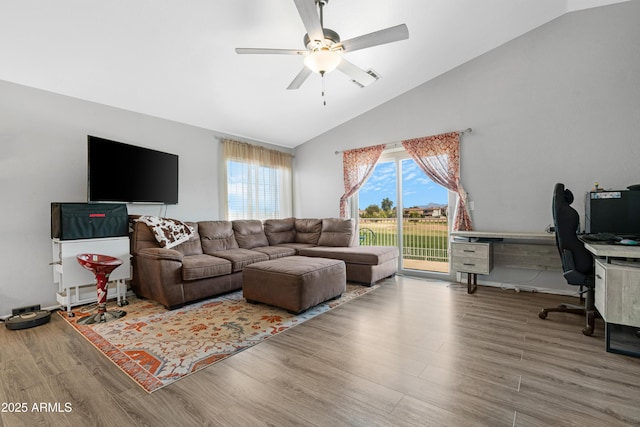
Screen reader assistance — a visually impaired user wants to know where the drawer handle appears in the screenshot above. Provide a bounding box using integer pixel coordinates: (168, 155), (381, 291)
(463, 263), (476, 266)
(596, 274), (602, 280)
(463, 250), (476, 253)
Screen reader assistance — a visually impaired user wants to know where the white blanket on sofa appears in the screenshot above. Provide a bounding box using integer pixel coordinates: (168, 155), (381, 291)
(136, 216), (195, 249)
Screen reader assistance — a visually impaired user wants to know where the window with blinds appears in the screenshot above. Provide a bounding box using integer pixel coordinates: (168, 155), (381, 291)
(223, 140), (293, 220)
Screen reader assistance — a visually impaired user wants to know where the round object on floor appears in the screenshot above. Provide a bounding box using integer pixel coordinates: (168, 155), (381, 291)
(5, 310), (51, 330)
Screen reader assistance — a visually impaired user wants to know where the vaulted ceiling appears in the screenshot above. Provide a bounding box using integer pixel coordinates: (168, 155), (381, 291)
(0, 0), (627, 147)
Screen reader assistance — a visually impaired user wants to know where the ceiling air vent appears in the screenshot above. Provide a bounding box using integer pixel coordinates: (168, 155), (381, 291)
(351, 69), (381, 88)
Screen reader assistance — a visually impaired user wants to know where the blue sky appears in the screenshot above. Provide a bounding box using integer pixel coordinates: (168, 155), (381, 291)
(358, 160), (448, 210)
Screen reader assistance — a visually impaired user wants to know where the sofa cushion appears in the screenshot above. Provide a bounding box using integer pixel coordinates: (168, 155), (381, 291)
(317, 218), (355, 247)
(181, 254), (232, 281)
(295, 218), (322, 244)
(210, 248), (269, 272)
(264, 218), (296, 245)
(172, 222), (204, 256)
(232, 220), (270, 249)
(250, 246), (296, 259)
(298, 245), (399, 266)
(198, 221), (239, 253)
(273, 242), (317, 254)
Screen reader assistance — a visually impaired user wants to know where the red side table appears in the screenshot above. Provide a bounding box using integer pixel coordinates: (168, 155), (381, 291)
(76, 253), (126, 324)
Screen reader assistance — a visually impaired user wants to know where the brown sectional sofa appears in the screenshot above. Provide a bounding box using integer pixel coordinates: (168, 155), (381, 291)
(297, 246), (399, 285)
(130, 217), (399, 309)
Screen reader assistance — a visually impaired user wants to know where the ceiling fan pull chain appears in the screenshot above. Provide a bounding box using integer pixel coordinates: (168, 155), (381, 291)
(321, 71), (327, 106)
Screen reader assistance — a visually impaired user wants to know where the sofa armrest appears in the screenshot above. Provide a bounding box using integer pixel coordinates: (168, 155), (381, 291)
(138, 247), (184, 262)
(133, 248), (185, 309)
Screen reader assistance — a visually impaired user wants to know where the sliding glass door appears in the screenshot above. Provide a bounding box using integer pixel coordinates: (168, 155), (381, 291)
(357, 151), (454, 279)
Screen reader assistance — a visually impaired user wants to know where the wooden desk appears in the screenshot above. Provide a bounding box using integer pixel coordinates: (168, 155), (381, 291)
(583, 242), (640, 356)
(451, 231), (555, 242)
(583, 241), (640, 261)
(451, 231), (560, 293)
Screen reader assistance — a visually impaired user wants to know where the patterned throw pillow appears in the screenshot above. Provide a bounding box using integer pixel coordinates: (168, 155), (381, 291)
(136, 216), (195, 249)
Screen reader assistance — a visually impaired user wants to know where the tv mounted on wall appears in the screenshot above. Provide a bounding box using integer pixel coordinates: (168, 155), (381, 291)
(88, 135), (179, 204)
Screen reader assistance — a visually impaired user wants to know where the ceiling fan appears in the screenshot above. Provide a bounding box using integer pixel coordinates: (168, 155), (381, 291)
(235, 0), (409, 91)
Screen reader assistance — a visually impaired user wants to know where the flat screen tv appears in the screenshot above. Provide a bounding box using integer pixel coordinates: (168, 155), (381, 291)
(88, 135), (179, 204)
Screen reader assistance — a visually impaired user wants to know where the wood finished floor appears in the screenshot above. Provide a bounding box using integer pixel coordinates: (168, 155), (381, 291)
(2, 275), (640, 426)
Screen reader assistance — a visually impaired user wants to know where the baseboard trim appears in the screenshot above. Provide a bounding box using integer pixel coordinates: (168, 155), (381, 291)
(459, 278), (578, 297)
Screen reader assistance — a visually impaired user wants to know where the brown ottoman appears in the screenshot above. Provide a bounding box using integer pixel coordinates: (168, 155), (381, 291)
(242, 256), (346, 314)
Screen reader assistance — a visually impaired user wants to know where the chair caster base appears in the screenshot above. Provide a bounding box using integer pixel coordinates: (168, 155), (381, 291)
(539, 307), (596, 336)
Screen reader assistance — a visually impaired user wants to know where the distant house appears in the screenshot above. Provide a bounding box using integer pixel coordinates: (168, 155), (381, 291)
(361, 206), (448, 218)
(402, 206), (448, 218)
(403, 207), (426, 218)
(428, 207), (441, 217)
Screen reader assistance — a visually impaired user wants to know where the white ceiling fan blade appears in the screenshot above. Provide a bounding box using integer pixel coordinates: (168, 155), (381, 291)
(336, 58), (377, 87)
(294, 0), (324, 43)
(335, 24), (409, 53)
(236, 48), (307, 55)
(287, 67), (313, 90)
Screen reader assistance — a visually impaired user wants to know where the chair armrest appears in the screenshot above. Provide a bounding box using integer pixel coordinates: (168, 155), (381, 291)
(561, 248), (576, 271)
(563, 269), (590, 286)
(562, 249), (593, 286)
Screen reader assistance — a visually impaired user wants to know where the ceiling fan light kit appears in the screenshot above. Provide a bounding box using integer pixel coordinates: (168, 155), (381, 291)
(236, 0), (409, 96)
(304, 48), (341, 74)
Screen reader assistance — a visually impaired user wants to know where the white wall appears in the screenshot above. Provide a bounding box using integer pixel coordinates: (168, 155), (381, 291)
(1, 2), (637, 316)
(0, 81), (290, 317)
(293, 1), (640, 292)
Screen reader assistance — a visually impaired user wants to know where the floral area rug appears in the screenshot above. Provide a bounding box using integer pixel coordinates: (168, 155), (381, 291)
(59, 284), (378, 393)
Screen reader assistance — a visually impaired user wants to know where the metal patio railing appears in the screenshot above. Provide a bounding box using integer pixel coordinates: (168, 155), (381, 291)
(359, 217), (449, 263)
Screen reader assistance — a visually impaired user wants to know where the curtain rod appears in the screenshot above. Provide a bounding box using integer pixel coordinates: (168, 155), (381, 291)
(334, 128), (472, 155)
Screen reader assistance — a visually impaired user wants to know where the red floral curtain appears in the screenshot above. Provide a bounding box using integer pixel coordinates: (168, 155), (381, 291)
(339, 144), (386, 217)
(402, 132), (472, 231)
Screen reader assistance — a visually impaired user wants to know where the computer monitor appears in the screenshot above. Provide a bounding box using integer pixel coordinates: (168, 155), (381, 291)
(585, 190), (640, 237)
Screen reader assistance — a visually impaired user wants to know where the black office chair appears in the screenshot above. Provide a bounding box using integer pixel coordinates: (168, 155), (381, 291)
(539, 183), (596, 336)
